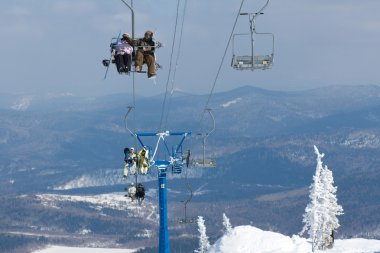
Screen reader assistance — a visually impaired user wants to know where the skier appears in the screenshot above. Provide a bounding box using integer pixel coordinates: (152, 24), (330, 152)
(124, 31), (157, 78)
(135, 183), (145, 205)
(112, 33), (133, 73)
(123, 147), (137, 177)
(137, 147), (149, 174)
(126, 182), (136, 201)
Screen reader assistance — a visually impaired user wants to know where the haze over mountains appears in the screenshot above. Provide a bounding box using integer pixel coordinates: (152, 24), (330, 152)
(1, 84), (380, 251)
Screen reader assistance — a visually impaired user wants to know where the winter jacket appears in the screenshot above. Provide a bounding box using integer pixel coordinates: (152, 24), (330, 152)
(128, 186), (136, 196)
(113, 39), (133, 55)
(125, 152), (137, 165)
(126, 37), (155, 56)
(138, 149), (149, 169)
(136, 186), (145, 198)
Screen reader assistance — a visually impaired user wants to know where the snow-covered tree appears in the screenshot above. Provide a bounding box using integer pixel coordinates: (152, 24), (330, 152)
(222, 213), (233, 234)
(195, 216), (210, 253)
(320, 165), (344, 249)
(300, 145), (325, 251)
(300, 145), (343, 251)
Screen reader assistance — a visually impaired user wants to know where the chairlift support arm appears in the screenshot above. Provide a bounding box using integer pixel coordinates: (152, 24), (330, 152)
(131, 131), (191, 166)
(124, 106), (135, 136)
(120, 0), (135, 39)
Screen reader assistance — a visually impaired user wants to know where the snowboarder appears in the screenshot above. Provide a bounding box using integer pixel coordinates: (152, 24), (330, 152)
(135, 183), (145, 205)
(112, 33), (133, 73)
(123, 147), (137, 177)
(137, 147), (149, 174)
(126, 182), (136, 201)
(124, 31), (157, 78)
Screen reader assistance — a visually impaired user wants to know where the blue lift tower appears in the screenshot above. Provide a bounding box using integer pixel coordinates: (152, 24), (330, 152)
(132, 131), (191, 253)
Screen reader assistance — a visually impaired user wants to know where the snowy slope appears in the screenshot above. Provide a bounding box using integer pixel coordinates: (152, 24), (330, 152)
(207, 226), (380, 253)
(34, 246), (137, 253)
(33, 225), (380, 253)
(36, 192), (159, 222)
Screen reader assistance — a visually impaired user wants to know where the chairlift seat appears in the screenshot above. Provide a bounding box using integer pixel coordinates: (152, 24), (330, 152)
(192, 159), (216, 168)
(232, 54), (273, 70)
(172, 158), (183, 174)
(172, 163), (183, 174)
(178, 217), (195, 224)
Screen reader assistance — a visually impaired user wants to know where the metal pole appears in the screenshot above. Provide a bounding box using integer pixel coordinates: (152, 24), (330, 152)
(203, 137), (206, 166)
(250, 15), (255, 71)
(120, 0), (137, 185)
(157, 162), (170, 253)
(120, 0), (135, 38)
(131, 0), (135, 38)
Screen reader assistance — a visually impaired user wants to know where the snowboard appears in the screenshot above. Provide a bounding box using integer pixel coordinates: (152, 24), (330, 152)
(123, 148), (137, 176)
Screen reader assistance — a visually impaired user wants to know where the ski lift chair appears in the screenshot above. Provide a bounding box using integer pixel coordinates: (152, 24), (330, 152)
(231, 0), (274, 71)
(171, 146), (188, 174)
(192, 109), (217, 169)
(231, 33), (274, 71)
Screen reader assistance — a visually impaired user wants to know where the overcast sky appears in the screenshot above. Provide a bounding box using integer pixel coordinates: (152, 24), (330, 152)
(0, 0), (379, 97)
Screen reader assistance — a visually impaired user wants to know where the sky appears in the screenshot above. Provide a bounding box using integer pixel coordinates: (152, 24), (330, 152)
(0, 0), (380, 97)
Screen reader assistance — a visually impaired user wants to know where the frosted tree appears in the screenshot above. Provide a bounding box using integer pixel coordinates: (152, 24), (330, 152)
(195, 216), (210, 253)
(301, 145), (344, 251)
(320, 165), (344, 249)
(222, 213), (233, 234)
(300, 145), (327, 251)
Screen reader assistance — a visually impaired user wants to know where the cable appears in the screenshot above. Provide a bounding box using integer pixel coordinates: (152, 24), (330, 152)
(163, 0), (188, 131)
(158, 0), (182, 132)
(195, 0), (246, 134)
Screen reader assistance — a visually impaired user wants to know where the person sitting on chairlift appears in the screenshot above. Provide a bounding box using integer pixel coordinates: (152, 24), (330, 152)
(112, 33), (133, 74)
(135, 183), (145, 205)
(123, 147), (137, 177)
(137, 147), (149, 174)
(124, 31), (156, 79)
(126, 182), (136, 201)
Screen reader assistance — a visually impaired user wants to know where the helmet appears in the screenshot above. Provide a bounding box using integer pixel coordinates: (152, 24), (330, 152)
(130, 147), (135, 151)
(130, 182), (134, 186)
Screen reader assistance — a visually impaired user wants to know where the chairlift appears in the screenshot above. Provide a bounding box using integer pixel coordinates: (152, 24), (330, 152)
(178, 179), (195, 224)
(172, 157), (183, 174)
(102, 37), (163, 79)
(178, 204), (195, 224)
(101, 0), (163, 79)
(231, 0), (274, 71)
(124, 106), (153, 178)
(192, 109), (217, 168)
(171, 145), (190, 175)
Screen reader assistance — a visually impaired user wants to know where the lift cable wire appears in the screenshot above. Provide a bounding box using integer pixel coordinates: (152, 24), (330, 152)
(163, 0), (188, 131)
(158, 0), (182, 132)
(119, 0), (140, 186)
(195, 0), (245, 134)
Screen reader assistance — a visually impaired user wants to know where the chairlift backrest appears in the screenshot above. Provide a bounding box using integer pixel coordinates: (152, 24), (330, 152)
(192, 159), (216, 168)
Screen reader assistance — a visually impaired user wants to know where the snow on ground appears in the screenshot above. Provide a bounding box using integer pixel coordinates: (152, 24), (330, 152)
(37, 192), (128, 211)
(36, 192), (159, 222)
(207, 225), (380, 253)
(221, 97), (242, 108)
(53, 170), (157, 190)
(33, 246), (137, 253)
(31, 225), (380, 253)
(11, 96), (32, 111)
